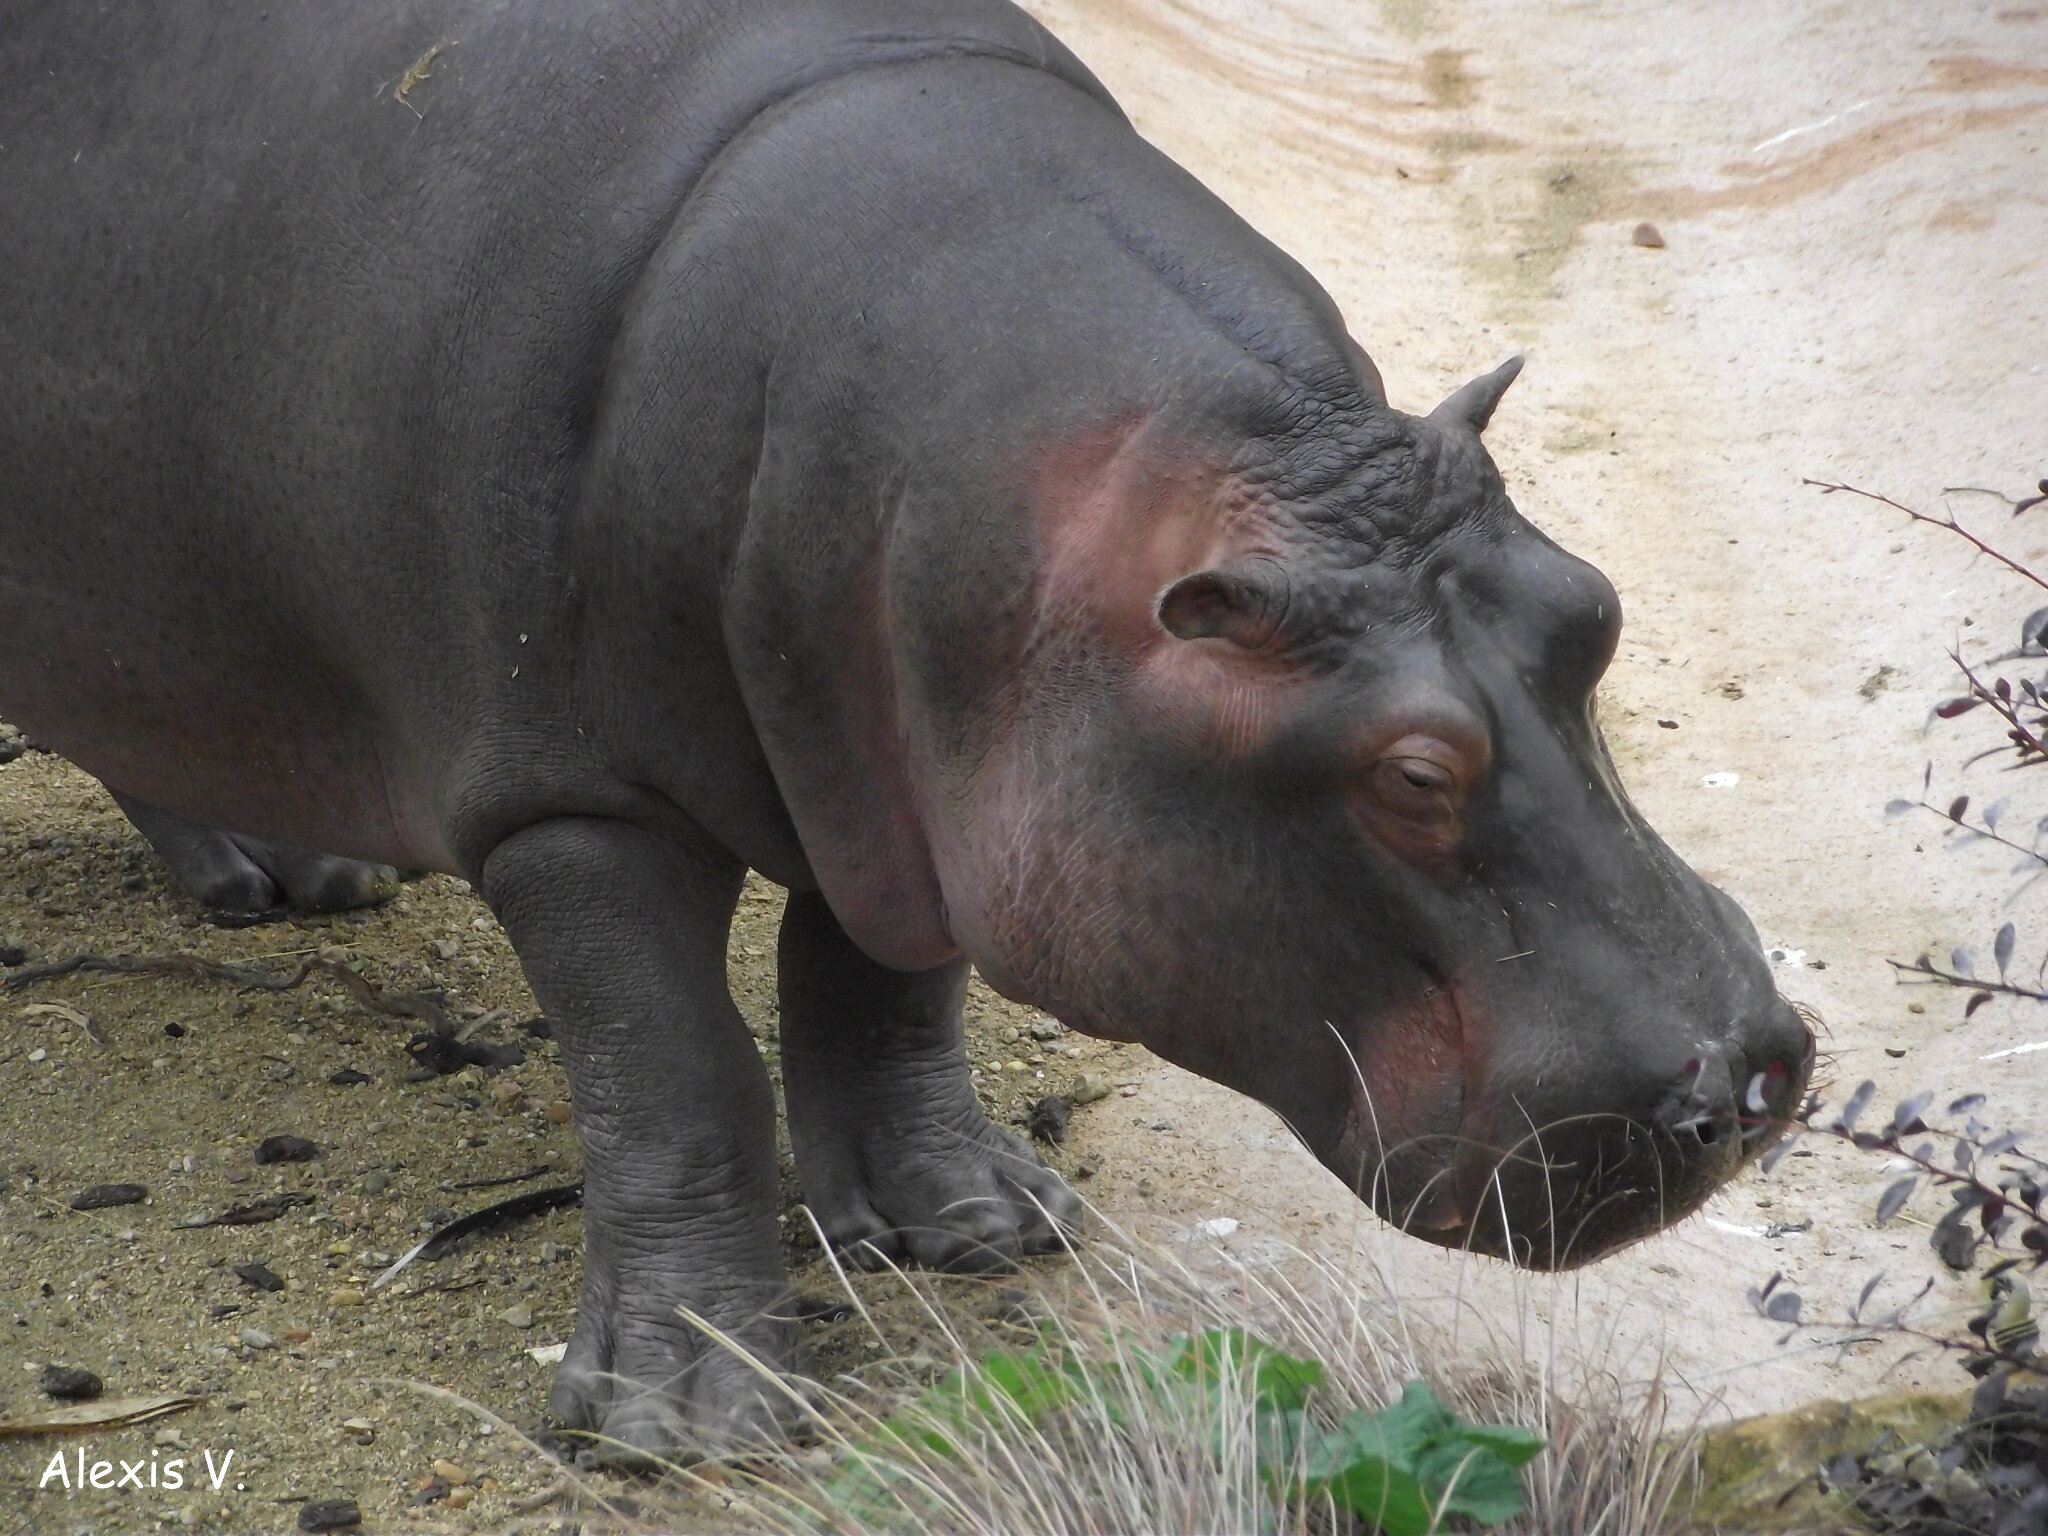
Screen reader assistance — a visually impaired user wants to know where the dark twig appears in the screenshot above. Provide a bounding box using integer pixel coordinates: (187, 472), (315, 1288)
(368, 1182), (584, 1293)
(1807, 479), (2048, 593)
(1946, 650), (2048, 764)
(171, 1193), (315, 1230)
(1891, 793), (2048, 869)
(4, 950), (450, 1028)
(1887, 957), (2048, 1003)
(442, 1165), (551, 1192)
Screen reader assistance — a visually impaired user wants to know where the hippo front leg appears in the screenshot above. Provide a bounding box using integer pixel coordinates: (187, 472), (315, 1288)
(481, 817), (796, 1465)
(778, 890), (1080, 1270)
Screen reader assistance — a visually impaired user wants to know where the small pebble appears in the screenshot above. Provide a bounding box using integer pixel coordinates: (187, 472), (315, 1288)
(39, 1364), (104, 1401)
(255, 1134), (318, 1165)
(235, 1262), (286, 1293)
(498, 1303), (534, 1329)
(546, 1100), (572, 1125)
(1069, 1074), (1112, 1105)
(360, 1171), (391, 1197)
(432, 1458), (470, 1485)
(27, 1047), (46, 1063)
(296, 1497), (362, 1532)
(329, 1068), (373, 1086)
(340, 1417), (375, 1445)
(1632, 220), (1665, 248)
(240, 1328), (276, 1350)
(446, 1486), (475, 1510)
(432, 939), (460, 960)
(331, 1287), (366, 1308)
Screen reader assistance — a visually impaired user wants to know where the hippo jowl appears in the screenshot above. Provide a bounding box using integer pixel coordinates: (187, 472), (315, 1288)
(0, 0), (1811, 1457)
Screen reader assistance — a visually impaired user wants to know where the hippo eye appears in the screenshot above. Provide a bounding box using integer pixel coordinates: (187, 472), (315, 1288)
(1354, 733), (1477, 865)
(1376, 753), (1458, 806)
(1372, 756), (1456, 819)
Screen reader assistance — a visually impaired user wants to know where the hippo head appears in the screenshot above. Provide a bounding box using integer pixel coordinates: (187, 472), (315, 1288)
(905, 355), (1813, 1268)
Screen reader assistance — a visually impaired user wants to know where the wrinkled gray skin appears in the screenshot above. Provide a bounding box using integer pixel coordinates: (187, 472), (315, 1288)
(1, 0), (1812, 1460)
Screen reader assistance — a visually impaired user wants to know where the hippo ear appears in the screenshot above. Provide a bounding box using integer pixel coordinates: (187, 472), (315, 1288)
(1156, 563), (1290, 651)
(1428, 354), (1525, 434)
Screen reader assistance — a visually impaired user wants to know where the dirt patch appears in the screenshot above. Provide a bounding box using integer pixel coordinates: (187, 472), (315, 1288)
(0, 750), (1138, 1532)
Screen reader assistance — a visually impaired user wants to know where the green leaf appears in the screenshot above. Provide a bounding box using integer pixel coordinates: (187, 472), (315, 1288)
(1293, 1380), (1542, 1534)
(1411, 1438), (1533, 1525)
(875, 1344), (1081, 1456)
(1253, 1406), (1310, 1470)
(1172, 1328), (1326, 1411)
(1449, 1421), (1547, 1469)
(975, 1347), (1080, 1419)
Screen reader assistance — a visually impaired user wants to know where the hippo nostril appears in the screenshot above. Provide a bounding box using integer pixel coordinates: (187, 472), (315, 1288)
(1670, 1109), (1732, 1146)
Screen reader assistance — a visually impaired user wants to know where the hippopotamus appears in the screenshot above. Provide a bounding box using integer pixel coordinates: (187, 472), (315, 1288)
(1, 0), (1811, 1458)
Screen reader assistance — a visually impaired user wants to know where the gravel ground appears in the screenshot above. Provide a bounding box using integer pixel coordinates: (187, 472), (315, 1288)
(0, 745), (1135, 1534)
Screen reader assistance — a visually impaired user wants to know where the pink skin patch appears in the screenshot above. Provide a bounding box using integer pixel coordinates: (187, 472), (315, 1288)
(923, 417), (1330, 1013)
(1341, 977), (1487, 1232)
(1020, 418), (1318, 758)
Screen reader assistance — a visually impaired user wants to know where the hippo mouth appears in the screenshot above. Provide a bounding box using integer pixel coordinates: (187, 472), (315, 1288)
(1328, 985), (1818, 1269)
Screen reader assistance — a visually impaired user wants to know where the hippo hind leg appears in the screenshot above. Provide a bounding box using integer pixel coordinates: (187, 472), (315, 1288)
(779, 890), (1081, 1271)
(109, 790), (402, 913)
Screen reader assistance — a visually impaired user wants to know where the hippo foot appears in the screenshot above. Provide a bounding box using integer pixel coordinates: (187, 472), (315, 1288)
(803, 1094), (1082, 1271)
(109, 790), (401, 912)
(778, 890), (1081, 1272)
(547, 1253), (801, 1468)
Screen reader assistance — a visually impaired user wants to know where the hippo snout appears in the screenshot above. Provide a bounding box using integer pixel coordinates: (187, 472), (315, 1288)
(1440, 994), (1816, 1269)
(1655, 1000), (1814, 1159)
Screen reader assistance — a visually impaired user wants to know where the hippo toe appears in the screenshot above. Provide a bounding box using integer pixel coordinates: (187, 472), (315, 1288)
(111, 790), (402, 914)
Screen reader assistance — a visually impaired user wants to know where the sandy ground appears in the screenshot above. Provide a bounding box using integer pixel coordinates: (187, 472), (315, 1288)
(1033, 0), (2048, 1430)
(3, 1), (2046, 1532)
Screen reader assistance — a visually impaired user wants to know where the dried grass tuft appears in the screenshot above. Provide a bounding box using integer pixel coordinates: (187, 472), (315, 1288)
(647, 1216), (1705, 1536)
